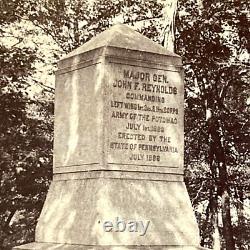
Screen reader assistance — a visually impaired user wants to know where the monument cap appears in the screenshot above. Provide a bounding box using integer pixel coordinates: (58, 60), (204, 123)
(63, 24), (180, 60)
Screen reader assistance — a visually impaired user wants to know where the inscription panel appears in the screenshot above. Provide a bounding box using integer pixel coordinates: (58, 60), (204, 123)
(106, 64), (184, 168)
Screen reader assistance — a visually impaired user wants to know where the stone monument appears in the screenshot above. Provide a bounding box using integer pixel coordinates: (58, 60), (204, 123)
(14, 24), (203, 249)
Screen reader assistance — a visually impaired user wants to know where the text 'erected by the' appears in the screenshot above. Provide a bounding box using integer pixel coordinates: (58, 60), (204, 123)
(108, 68), (182, 167)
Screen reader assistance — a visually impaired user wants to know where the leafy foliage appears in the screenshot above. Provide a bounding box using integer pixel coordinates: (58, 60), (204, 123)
(177, 0), (250, 249)
(24, 0), (163, 53)
(0, 2), (53, 249)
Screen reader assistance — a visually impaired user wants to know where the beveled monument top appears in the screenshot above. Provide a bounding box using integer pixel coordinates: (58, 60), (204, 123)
(63, 24), (180, 60)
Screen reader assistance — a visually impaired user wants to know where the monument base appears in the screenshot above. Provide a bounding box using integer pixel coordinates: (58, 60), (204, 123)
(14, 242), (207, 250)
(14, 175), (201, 249)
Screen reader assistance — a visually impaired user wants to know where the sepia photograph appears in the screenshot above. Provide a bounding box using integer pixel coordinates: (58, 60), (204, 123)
(0, 0), (249, 249)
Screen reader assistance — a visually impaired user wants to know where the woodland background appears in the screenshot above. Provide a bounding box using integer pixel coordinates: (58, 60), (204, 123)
(0, 0), (249, 249)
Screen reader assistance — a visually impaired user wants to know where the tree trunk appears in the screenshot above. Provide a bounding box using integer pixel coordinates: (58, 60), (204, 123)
(215, 133), (235, 249)
(160, 0), (178, 52)
(236, 188), (245, 250)
(221, 190), (236, 250)
(208, 117), (236, 250)
(211, 187), (220, 250)
(213, 219), (221, 250)
(218, 154), (235, 250)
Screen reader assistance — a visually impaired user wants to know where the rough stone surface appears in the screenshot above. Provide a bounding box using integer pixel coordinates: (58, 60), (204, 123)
(14, 24), (203, 250)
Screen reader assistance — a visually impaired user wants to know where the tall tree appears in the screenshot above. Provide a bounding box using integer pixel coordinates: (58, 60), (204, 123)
(0, 1), (54, 248)
(176, 0), (250, 249)
(160, 0), (178, 52)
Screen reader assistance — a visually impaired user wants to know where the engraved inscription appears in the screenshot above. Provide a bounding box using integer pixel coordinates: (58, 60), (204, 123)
(108, 66), (183, 167)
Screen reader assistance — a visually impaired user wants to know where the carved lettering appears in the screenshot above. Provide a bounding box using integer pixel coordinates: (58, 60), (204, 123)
(109, 66), (181, 166)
